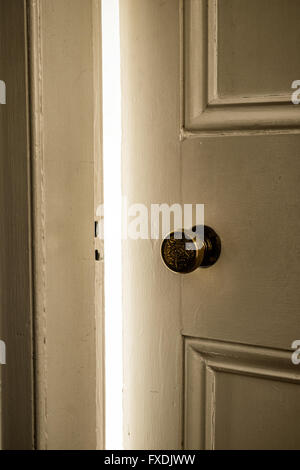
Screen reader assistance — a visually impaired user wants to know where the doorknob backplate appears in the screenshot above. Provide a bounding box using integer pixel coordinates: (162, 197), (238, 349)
(161, 225), (221, 274)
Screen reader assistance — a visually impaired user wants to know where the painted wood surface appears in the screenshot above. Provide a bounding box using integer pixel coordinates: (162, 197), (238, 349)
(28, 0), (104, 449)
(184, 0), (300, 133)
(120, 0), (183, 450)
(0, 0), (34, 450)
(121, 0), (300, 449)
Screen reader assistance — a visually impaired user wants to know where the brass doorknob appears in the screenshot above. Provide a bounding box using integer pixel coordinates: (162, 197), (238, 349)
(161, 225), (221, 273)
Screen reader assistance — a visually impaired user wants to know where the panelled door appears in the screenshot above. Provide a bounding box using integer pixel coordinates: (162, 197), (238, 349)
(121, 0), (300, 450)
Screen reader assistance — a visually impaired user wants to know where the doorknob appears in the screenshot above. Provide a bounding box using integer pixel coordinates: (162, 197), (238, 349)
(161, 226), (221, 273)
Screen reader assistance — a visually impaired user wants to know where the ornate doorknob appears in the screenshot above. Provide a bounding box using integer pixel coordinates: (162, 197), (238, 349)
(161, 225), (221, 273)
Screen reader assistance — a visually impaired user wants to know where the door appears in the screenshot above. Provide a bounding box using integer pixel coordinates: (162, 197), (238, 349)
(120, 0), (300, 450)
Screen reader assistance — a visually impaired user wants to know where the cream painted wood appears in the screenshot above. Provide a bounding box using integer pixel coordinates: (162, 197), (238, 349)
(120, 0), (182, 450)
(28, 0), (104, 450)
(185, 338), (300, 450)
(0, 0), (34, 450)
(184, 0), (300, 134)
(121, 0), (300, 450)
(182, 134), (300, 350)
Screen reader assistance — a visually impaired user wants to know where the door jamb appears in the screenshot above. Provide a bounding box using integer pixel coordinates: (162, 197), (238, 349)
(27, 0), (105, 450)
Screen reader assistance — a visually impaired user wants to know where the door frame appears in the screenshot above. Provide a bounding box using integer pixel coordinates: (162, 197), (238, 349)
(1, 0), (104, 450)
(28, 0), (105, 450)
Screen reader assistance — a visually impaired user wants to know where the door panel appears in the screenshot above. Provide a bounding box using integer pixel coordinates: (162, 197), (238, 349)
(182, 134), (300, 349)
(182, 0), (300, 450)
(216, 0), (300, 98)
(184, 0), (300, 131)
(185, 339), (300, 450)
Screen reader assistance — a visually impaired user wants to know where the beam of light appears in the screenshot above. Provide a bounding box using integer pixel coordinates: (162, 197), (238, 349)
(102, 0), (123, 450)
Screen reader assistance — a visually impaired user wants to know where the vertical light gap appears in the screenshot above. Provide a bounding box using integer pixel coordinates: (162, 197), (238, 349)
(102, 0), (123, 450)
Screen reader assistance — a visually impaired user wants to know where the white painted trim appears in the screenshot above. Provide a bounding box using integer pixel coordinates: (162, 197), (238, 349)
(28, 0), (104, 450)
(184, 337), (300, 450)
(183, 0), (300, 134)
